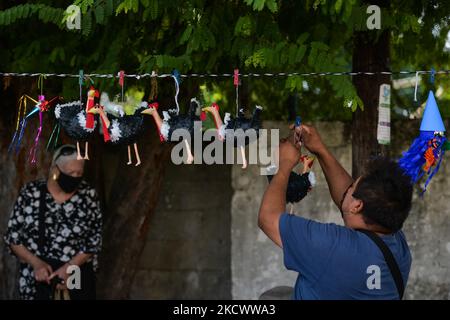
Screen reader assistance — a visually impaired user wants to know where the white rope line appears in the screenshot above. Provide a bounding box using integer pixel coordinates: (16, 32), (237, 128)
(172, 75), (180, 114)
(1, 70), (449, 79)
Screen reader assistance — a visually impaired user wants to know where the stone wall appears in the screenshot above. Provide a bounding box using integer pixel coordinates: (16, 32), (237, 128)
(131, 120), (450, 300)
(231, 121), (350, 299)
(130, 163), (232, 299)
(231, 121), (450, 300)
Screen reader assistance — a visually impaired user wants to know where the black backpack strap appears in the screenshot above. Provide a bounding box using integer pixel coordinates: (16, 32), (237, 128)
(37, 182), (48, 252)
(356, 229), (405, 300)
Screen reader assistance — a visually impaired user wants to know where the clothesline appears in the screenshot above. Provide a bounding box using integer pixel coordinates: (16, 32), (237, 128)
(0, 70), (448, 79)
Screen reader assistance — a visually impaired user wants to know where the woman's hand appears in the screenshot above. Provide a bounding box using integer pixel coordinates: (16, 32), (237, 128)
(49, 263), (70, 290)
(32, 258), (53, 284)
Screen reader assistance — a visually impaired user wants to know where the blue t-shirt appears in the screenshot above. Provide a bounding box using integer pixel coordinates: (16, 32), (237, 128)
(279, 213), (411, 300)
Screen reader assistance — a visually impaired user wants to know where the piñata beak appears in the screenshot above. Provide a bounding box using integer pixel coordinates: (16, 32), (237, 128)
(141, 108), (153, 115)
(308, 157), (315, 168)
(25, 106), (41, 119)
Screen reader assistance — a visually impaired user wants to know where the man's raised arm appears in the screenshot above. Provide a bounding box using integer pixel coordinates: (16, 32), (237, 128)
(298, 125), (353, 209)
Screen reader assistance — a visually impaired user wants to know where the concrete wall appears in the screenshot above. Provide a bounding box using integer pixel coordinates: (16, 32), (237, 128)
(130, 163), (232, 299)
(231, 121), (351, 299)
(231, 121), (450, 300)
(130, 120), (449, 300)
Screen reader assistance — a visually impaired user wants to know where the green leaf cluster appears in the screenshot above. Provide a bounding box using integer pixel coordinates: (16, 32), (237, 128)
(2, 1), (450, 121)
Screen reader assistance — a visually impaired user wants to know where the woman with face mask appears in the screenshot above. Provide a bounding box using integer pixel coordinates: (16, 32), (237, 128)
(4, 145), (102, 300)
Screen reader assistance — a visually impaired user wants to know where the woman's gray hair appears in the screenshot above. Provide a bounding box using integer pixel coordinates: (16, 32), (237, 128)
(52, 144), (83, 167)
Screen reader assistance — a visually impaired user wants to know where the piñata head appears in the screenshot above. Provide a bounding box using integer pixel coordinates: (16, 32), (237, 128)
(398, 90), (448, 192)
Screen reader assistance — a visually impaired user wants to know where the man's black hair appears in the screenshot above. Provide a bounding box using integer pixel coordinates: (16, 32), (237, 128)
(352, 157), (413, 232)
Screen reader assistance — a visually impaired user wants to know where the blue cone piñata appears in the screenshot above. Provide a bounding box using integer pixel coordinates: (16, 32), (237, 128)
(398, 90), (448, 192)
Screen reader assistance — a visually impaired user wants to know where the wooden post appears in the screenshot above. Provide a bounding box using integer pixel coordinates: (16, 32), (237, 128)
(352, 4), (391, 178)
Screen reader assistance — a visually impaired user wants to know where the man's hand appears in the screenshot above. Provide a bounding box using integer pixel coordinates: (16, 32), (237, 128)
(32, 258), (53, 284)
(49, 263), (70, 290)
(290, 123), (353, 212)
(278, 137), (301, 173)
(293, 124), (326, 156)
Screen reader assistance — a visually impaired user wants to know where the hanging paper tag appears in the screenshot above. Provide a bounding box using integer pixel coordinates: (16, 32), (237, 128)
(377, 84), (391, 145)
(234, 69), (239, 86)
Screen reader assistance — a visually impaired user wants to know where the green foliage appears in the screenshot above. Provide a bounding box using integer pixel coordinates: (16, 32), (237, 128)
(81, 9), (92, 36)
(234, 16), (254, 37)
(72, 0), (122, 36)
(143, 0), (159, 21)
(0, 4), (64, 27)
(2, 0), (450, 121)
(244, 0), (278, 13)
(186, 25), (216, 53)
(95, 5), (105, 25)
(116, 0), (140, 14)
(154, 54), (192, 70)
(73, 0), (94, 14)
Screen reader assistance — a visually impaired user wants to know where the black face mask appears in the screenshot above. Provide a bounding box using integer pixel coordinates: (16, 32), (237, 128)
(56, 165), (82, 193)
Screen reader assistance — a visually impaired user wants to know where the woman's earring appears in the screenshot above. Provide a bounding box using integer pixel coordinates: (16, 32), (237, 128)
(53, 172), (58, 180)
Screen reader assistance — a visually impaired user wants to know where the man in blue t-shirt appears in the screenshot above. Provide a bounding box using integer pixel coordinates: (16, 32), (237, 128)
(258, 125), (413, 300)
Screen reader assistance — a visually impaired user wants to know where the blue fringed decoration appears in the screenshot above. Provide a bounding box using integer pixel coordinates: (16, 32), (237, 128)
(398, 131), (433, 183)
(8, 118), (28, 155)
(422, 135), (447, 192)
(398, 131), (446, 192)
(15, 118), (28, 154)
(7, 131), (18, 154)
